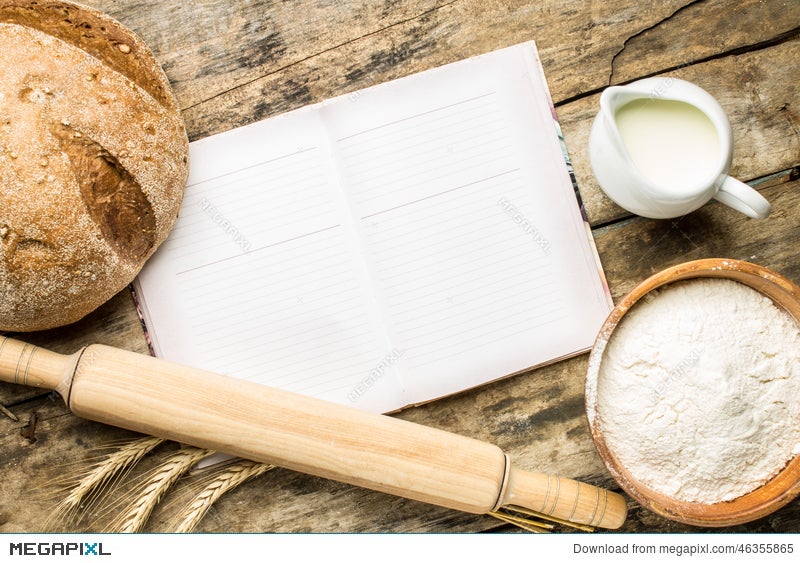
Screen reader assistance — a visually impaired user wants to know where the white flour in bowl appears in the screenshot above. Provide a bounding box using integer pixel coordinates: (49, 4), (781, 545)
(596, 277), (800, 503)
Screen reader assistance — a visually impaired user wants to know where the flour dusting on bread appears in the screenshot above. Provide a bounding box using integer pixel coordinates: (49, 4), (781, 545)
(0, 1), (188, 331)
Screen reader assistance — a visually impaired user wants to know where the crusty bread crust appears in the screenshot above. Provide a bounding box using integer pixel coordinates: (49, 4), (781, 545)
(0, 1), (188, 331)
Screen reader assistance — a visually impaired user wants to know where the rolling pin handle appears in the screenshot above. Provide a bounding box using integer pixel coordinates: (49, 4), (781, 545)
(499, 466), (628, 529)
(0, 336), (81, 398)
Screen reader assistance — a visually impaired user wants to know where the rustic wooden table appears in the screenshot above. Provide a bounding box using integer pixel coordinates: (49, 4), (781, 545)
(1, 0), (799, 533)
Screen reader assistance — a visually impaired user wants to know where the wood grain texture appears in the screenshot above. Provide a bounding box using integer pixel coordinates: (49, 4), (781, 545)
(1, 0), (798, 533)
(72, 0), (794, 140)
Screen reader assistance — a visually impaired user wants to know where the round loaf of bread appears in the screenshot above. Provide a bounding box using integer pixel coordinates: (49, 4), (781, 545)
(0, 1), (188, 332)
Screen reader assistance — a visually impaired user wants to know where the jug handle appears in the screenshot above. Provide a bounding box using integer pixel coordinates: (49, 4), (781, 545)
(714, 176), (771, 220)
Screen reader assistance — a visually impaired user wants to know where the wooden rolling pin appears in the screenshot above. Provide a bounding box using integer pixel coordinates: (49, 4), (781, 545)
(0, 336), (626, 529)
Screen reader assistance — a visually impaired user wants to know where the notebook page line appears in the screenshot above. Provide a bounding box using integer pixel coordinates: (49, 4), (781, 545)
(334, 91), (496, 143)
(174, 224), (341, 276)
(359, 168), (519, 221)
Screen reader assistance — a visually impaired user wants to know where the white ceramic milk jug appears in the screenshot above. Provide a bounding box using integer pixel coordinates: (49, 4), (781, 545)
(589, 78), (770, 220)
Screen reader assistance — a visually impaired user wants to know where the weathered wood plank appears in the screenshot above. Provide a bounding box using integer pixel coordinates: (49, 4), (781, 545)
(167, 2), (800, 138)
(594, 176), (800, 301)
(74, 1), (796, 140)
(89, 0), (457, 110)
(608, 0), (800, 85)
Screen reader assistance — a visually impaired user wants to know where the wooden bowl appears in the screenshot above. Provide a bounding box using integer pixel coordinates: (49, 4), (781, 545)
(585, 258), (800, 526)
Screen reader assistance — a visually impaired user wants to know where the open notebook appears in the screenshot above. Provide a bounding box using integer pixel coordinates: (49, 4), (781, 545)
(134, 41), (613, 413)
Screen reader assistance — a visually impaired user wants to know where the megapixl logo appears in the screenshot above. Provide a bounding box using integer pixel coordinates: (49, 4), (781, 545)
(9, 541), (111, 556)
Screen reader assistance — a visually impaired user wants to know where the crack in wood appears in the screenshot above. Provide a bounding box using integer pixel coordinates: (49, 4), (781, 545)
(181, 0), (461, 113)
(608, 0), (708, 86)
(557, 24), (799, 108)
(608, 0), (800, 88)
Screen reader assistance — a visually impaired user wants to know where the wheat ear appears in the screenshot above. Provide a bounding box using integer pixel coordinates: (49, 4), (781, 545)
(48, 436), (164, 528)
(172, 459), (274, 532)
(106, 446), (213, 533)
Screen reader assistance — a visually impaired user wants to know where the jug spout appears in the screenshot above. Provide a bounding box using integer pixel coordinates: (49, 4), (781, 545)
(599, 84), (654, 115)
(599, 85), (626, 113)
(596, 86), (636, 159)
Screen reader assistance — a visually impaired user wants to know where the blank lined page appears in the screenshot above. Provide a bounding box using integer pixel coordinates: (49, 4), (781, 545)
(322, 42), (613, 403)
(135, 110), (401, 410)
(135, 41), (612, 413)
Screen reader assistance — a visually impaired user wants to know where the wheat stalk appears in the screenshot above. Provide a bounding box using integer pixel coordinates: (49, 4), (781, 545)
(171, 459), (274, 532)
(47, 436), (164, 529)
(50, 438), (275, 532)
(106, 446), (213, 533)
